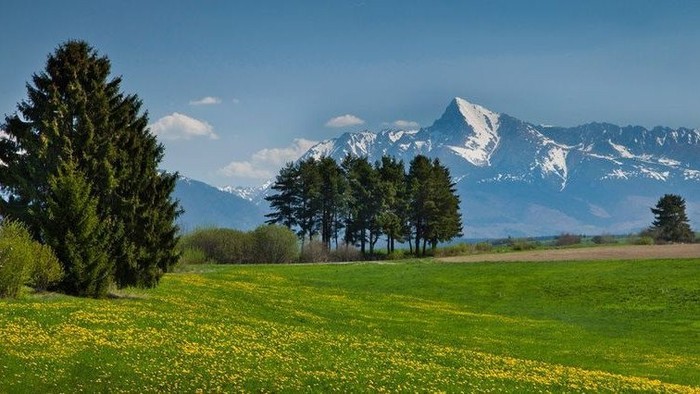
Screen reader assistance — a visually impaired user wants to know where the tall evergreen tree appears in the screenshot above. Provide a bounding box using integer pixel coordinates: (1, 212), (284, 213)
(407, 155), (462, 256)
(318, 157), (347, 249)
(377, 156), (408, 253)
(265, 162), (300, 229)
(342, 155), (382, 254)
(43, 159), (112, 297)
(650, 194), (694, 243)
(426, 159), (462, 252)
(295, 158), (322, 244)
(407, 155), (433, 256)
(0, 41), (179, 294)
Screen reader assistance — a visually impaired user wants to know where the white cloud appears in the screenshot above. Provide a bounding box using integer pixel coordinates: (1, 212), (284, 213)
(325, 114), (365, 128)
(232, 98), (241, 104)
(391, 120), (420, 129)
(189, 96), (222, 106)
(218, 138), (318, 180)
(218, 161), (272, 179)
(149, 113), (218, 140)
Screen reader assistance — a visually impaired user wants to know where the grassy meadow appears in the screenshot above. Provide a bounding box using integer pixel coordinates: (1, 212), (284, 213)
(1, 258), (698, 392)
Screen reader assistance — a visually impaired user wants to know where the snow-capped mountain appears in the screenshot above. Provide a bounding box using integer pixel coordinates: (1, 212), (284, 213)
(299, 97), (700, 237)
(219, 180), (272, 205)
(174, 177), (264, 232)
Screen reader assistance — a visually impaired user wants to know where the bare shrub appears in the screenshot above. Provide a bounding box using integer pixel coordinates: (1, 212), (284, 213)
(299, 240), (330, 263)
(330, 243), (364, 262)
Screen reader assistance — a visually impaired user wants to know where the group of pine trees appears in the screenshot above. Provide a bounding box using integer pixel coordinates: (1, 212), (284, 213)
(0, 41), (179, 297)
(265, 155), (462, 256)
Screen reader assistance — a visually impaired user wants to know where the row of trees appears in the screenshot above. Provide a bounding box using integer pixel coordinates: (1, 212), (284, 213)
(0, 41), (180, 297)
(265, 155), (462, 256)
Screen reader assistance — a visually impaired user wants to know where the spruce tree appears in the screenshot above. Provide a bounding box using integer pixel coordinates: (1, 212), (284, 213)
(0, 41), (179, 294)
(650, 194), (694, 243)
(43, 159), (112, 297)
(426, 159), (462, 251)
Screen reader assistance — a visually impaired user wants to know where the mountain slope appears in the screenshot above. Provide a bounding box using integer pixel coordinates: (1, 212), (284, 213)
(173, 177), (264, 232)
(299, 97), (700, 237)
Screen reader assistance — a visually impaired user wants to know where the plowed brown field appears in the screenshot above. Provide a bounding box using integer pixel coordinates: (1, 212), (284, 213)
(437, 243), (700, 263)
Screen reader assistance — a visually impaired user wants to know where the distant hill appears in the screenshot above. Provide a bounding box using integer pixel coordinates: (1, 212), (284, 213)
(173, 177), (264, 233)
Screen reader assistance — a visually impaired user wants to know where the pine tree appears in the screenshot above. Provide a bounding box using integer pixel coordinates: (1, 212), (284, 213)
(318, 157), (347, 249)
(0, 41), (180, 293)
(377, 156), (408, 253)
(407, 156), (462, 255)
(296, 157), (322, 244)
(407, 155), (433, 256)
(426, 159), (462, 251)
(265, 162), (300, 229)
(342, 155), (382, 254)
(650, 194), (694, 243)
(43, 159), (112, 297)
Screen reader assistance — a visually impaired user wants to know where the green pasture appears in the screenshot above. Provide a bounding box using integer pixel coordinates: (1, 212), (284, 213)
(1, 258), (698, 392)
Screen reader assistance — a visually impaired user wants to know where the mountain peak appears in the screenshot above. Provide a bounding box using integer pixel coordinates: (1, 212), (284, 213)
(451, 97), (500, 131)
(424, 97), (502, 166)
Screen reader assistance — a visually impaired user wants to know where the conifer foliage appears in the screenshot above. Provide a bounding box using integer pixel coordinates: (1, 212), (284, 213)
(650, 194), (694, 243)
(265, 154), (462, 256)
(0, 41), (179, 296)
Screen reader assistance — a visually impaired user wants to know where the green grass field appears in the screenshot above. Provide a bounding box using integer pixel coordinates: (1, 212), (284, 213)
(1, 258), (698, 392)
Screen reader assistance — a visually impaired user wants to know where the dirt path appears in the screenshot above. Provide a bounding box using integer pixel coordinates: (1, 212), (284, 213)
(437, 243), (700, 263)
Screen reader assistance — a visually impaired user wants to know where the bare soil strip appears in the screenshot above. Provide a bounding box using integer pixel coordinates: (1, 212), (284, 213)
(437, 244), (700, 263)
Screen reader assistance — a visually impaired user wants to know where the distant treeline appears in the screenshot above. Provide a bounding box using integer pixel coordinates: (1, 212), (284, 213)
(265, 154), (462, 256)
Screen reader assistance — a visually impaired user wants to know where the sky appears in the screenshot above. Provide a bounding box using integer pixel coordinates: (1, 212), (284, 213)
(2, 1), (700, 187)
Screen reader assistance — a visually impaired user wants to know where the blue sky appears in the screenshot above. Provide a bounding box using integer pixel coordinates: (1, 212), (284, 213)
(2, 1), (700, 187)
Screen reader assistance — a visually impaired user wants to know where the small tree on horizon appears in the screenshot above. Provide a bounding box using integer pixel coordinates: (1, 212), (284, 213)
(650, 194), (694, 243)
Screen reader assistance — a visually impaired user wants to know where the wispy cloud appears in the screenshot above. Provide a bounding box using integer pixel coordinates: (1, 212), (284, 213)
(149, 113), (218, 140)
(218, 161), (271, 179)
(189, 96), (222, 106)
(218, 138), (318, 180)
(325, 114), (365, 128)
(391, 120), (420, 129)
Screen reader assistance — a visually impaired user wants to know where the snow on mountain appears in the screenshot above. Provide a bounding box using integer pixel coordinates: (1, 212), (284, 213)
(304, 98), (700, 236)
(222, 97), (700, 237)
(219, 180), (272, 204)
(448, 97), (501, 166)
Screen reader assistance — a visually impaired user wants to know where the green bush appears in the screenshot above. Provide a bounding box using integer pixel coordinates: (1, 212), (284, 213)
(252, 225), (298, 264)
(178, 247), (209, 265)
(633, 236), (655, 245)
(555, 233), (582, 247)
(475, 242), (493, 252)
(385, 250), (407, 260)
(180, 228), (254, 264)
(509, 238), (539, 251)
(592, 234), (617, 245)
(0, 221), (63, 296)
(30, 244), (63, 291)
(0, 221), (38, 297)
